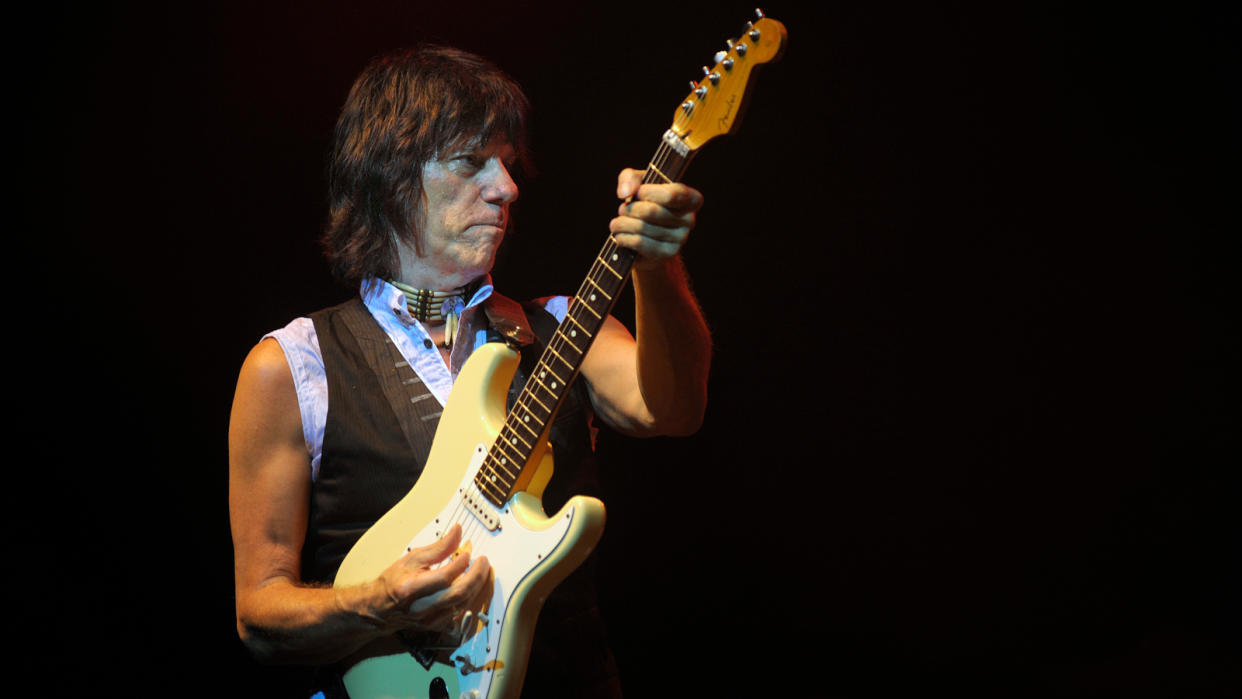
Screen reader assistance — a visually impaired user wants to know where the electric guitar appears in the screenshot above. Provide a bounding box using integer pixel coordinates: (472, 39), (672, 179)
(333, 11), (787, 699)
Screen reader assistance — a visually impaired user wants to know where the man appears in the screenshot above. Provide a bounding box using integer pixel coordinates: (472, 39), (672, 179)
(229, 46), (711, 697)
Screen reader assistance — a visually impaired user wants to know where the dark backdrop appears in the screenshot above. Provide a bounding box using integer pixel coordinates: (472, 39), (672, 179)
(21, 1), (1237, 697)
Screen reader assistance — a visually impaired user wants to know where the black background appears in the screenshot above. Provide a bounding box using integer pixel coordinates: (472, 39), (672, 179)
(21, 1), (1237, 696)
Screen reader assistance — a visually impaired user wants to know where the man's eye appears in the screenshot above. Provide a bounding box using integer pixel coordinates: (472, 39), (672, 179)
(457, 155), (485, 170)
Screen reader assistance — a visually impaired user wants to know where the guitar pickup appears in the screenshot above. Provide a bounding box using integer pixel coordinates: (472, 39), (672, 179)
(461, 485), (502, 531)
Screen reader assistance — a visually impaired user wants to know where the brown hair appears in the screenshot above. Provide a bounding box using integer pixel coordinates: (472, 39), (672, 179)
(321, 45), (532, 286)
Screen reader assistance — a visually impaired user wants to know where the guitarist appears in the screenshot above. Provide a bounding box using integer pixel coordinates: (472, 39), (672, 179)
(228, 45), (711, 698)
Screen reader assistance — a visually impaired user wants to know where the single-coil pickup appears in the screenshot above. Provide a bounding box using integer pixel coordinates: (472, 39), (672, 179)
(462, 485), (502, 531)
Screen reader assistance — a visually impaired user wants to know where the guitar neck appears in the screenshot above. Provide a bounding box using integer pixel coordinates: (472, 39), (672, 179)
(472, 11), (786, 505)
(474, 132), (695, 505)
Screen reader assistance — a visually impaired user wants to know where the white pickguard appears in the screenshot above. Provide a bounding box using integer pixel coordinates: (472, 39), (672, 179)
(344, 443), (577, 699)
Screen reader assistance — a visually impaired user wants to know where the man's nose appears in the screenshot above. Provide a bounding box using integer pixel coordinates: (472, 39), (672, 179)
(483, 160), (519, 204)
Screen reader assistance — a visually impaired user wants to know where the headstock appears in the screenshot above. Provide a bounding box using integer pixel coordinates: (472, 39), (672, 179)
(670, 9), (788, 151)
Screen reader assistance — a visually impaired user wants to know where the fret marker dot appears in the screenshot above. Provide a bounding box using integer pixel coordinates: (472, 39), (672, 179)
(570, 330), (577, 337)
(612, 253), (619, 261)
(590, 294), (597, 302)
(551, 381), (558, 389)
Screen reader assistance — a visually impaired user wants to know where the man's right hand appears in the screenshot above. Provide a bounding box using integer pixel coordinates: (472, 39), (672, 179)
(358, 524), (492, 634)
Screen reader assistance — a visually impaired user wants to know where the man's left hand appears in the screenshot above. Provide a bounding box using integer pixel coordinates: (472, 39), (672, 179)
(610, 168), (704, 269)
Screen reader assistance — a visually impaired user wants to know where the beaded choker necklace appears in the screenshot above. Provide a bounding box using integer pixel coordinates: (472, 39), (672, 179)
(389, 279), (479, 349)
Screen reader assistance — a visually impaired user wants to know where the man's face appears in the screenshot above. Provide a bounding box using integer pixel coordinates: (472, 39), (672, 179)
(411, 136), (519, 288)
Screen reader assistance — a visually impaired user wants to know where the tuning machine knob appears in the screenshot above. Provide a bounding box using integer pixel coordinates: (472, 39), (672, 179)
(745, 15), (762, 42)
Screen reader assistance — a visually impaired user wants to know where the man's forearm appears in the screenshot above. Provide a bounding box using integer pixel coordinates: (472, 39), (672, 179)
(236, 577), (388, 666)
(631, 255), (712, 435)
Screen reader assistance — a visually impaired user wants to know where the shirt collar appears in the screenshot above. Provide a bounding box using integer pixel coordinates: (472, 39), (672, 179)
(362, 276), (495, 323)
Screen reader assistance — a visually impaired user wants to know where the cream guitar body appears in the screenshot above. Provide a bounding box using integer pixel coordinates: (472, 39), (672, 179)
(334, 342), (606, 699)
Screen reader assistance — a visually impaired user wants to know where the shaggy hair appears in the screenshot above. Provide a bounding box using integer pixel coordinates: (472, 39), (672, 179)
(321, 45), (532, 286)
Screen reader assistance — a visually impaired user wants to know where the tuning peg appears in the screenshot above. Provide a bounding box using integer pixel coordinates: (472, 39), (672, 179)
(714, 50), (727, 64)
(755, 7), (765, 19)
(726, 39), (735, 49)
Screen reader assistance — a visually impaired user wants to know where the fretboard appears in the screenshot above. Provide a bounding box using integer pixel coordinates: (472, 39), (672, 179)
(473, 132), (695, 506)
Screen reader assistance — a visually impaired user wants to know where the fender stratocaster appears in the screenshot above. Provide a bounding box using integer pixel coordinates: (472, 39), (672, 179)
(334, 12), (787, 699)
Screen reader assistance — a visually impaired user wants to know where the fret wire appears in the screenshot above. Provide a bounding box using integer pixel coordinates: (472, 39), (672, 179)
(512, 393), (555, 437)
(485, 450), (520, 478)
(508, 407), (543, 439)
(540, 344), (579, 381)
(520, 384), (554, 414)
(646, 161), (674, 183)
(505, 416), (543, 448)
(533, 360), (567, 385)
(478, 466), (514, 492)
(512, 399), (550, 429)
(491, 434), (531, 461)
(473, 468), (499, 491)
(514, 391), (553, 425)
(505, 415), (541, 443)
(595, 254), (624, 279)
(588, 252), (626, 282)
(476, 479), (506, 502)
(549, 329), (584, 361)
(573, 297), (602, 320)
(580, 267), (611, 296)
(478, 459), (512, 485)
(647, 162), (672, 183)
(544, 344), (577, 372)
(566, 310), (601, 342)
(584, 276), (614, 300)
(495, 428), (532, 456)
(563, 313), (593, 339)
(555, 328), (584, 354)
(527, 370), (568, 407)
